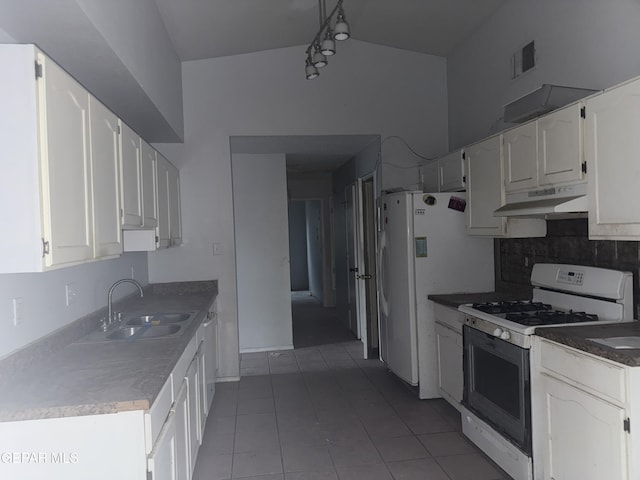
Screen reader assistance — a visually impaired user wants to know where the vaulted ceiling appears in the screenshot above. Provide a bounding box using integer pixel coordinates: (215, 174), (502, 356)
(154, 0), (507, 61)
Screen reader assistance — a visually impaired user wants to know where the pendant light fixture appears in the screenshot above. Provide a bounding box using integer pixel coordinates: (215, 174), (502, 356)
(304, 0), (350, 79)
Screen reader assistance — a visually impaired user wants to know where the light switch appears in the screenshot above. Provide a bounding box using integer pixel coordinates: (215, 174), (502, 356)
(12, 298), (23, 326)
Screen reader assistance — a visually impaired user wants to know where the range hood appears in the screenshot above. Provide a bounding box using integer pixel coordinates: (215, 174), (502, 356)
(504, 84), (599, 124)
(494, 183), (588, 218)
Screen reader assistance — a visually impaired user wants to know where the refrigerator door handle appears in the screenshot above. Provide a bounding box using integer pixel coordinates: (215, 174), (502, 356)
(378, 231), (389, 316)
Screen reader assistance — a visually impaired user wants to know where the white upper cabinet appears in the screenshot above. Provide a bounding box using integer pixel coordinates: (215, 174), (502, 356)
(120, 122), (144, 228)
(586, 76), (640, 239)
(438, 149), (466, 192)
(465, 136), (505, 236)
(465, 135), (546, 238)
(503, 121), (538, 193)
(421, 161), (439, 193)
(0, 44), (97, 272)
(156, 154), (171, 249)
(168, 162), (183, 246)
(39, 50), (95, 268)
(538, 102), (585, 186)
(503, 102), (585, 194)
(141, 140), (158, 229)
(89, 97), (122, 258)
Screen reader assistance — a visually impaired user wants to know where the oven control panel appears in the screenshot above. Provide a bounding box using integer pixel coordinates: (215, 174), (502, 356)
(464, 315), (530, 348)
(557, 269), (584, 286)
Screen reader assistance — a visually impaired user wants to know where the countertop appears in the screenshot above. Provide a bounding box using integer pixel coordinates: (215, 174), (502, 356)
(536, 321), (640, 367)
(0, 281), (217, 422)
(428, 291), (532, 309)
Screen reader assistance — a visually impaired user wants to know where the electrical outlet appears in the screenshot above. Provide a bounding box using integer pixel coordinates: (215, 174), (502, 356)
(65, 283), (78, 306)
(524, 256), (529, 267)
(213, 243), (221, 256)
(12, 298), (23, 326)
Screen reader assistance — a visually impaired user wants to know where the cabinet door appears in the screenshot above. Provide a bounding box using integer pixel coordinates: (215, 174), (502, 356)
(503, 121), (538, 193)
(186, 356), (201, 474)
(203, 312), (217, 411)
(586, 78), (640, 239)
(148, 411), (177, 480)
(465, 135), (506, 236)
(538, 102), (585, 186)
(141, 140), (158, 229)
(435, 322), (463, 407)
(174, 380), (190, 480)
(156, 154), (171, 248)
(438, 149), (465, 192)
(168, 162), (182, 245)
(38, 52), (94, 267)
(421, 160), (439, 193)
(89, 97), (122, 258)
(198, 342), (208, 436)
(540, 374), (628, 480)
(119, 122), (143, 228)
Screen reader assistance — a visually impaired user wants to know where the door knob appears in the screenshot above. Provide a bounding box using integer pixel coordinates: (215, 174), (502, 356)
(357, 274), (373, 280)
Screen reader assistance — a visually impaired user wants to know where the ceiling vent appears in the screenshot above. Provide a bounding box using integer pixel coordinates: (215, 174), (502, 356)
(504, 84), (599, 124)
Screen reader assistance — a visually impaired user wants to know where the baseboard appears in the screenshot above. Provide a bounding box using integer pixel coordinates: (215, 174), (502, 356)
(215, 376), (240, 383)
(239, 344), (294, 354)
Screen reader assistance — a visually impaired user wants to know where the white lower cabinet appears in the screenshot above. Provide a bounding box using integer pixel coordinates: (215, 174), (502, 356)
(148, 410), (178, 480)
(186, 355), (201, 475)
(173, 379), (190, 480)
(434, 304), (464, 409)
(531, 337), (638, 480)
(0, 318), (214, 480)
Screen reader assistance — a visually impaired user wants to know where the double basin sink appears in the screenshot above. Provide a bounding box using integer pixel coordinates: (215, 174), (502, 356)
(78, 311), (198, 343)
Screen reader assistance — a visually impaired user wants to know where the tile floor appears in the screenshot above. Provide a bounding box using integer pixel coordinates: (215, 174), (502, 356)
(192, 340), (512, 480)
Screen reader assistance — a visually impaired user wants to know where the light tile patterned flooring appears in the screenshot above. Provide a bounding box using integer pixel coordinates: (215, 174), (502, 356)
(193, 340), (511, 480)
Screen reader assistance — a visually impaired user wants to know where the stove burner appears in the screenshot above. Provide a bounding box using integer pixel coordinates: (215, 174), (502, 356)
(505, 310), (599, 326)
(472, 300), (552, 315)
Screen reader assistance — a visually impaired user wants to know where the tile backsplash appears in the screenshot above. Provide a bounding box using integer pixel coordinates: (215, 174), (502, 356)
(497, 219), (640, 318)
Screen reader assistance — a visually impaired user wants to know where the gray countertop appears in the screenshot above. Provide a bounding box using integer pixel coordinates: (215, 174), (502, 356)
(428, 291), (532, 309)
(536, 322), (640, 367)
(0, 281), (217, 422)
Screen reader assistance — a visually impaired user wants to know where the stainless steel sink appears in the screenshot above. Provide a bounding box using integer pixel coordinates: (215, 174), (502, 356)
(588, 336), (640, 349)
(141, 324), (181, 337)
(126, 313), (191, 326)
(75, 311), (196, 343)
(107, 326), (142, 340)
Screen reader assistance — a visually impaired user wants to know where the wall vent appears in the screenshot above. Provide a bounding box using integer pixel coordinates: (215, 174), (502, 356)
(512, 41), (536, 79)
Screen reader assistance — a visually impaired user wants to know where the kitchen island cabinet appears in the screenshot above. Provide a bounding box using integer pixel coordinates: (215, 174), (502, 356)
(531, 335), (639, 480)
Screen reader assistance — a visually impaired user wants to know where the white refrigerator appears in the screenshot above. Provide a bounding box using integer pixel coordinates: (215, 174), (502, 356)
(378, 191), (494, 399)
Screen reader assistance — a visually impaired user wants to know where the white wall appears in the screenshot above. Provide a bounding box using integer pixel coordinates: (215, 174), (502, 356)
(232, 153), (293, 352)
(448, 0), (640, 149)
(0, 253), (148, 359)
(0, 26), (15, 42)
(148, 40), (448, 378)
(75, 0), (184, 140)
(288, 201), (309, 291)
(305, 200), (324, 302)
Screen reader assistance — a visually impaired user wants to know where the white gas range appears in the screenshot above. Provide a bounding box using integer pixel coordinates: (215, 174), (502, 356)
(458, 263), (634, 480)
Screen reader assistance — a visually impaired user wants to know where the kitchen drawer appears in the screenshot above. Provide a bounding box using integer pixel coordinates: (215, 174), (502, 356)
(540, 339), (626, 404)
(144, 375), (173, 453)
(433, 303), (464, 334)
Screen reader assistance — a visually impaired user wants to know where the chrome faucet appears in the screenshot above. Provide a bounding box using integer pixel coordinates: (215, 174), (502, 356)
(108, 279), (144, 326)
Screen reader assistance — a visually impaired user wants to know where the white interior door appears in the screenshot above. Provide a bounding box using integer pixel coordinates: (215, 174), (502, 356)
(354, 179), (368, 359)
(345, 184), (359, 338)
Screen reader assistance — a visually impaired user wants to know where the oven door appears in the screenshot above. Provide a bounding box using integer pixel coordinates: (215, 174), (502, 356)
(462, 325), (531, 454)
